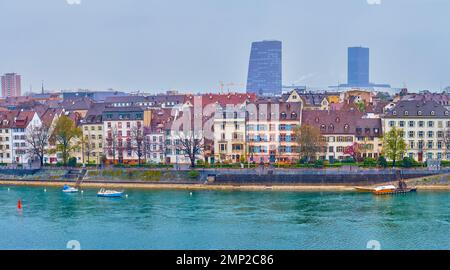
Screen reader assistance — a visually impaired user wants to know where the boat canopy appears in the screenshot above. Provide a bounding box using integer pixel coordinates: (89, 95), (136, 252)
(374, 185), (396, 191)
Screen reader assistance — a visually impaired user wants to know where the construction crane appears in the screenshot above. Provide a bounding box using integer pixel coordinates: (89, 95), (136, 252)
(218, 81), (246, 93)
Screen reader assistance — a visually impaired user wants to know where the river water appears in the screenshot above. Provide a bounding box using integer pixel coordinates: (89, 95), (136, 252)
(0, 186), (449, 250)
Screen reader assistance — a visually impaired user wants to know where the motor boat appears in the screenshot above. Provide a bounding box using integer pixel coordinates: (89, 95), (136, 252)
(97, 188), (124, 198)
(62, 185), (78, 193)
(373, 185), (417, 195)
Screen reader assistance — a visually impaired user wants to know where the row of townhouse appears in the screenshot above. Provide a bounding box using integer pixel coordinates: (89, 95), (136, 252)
(76, 94), (449, 165)
(1, 90), (442, 166)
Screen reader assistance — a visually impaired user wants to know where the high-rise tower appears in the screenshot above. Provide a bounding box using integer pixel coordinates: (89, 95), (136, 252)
(347, 46), (369, 87)
(246, 40), (282, 96)
(1, 73), (22, 97)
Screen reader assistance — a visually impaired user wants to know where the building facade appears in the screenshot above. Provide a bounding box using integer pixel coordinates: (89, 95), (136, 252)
(103, 107), (145, 165)
(302, 110), (383, 161)
(382, 100), (450, 161)
(214, 103), (247, 163)
(246, 100), (302, 163)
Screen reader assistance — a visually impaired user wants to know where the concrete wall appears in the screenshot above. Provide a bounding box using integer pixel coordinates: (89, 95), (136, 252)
(203, 169), (447, 186)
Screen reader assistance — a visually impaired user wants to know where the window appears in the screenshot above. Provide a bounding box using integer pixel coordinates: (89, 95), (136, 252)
(409, 141), (414, 149)
(399, 121), (405, 127)
(418, 121), (424, 127)
(389, 121), (395, 127)
(418, 131), (424, 138)
(408, 121), (415, 127)
(427, 131), (434, 138)
(428, 121), (434, 128)
(408, 131), (415, 138)
(427, 141), (433, 149)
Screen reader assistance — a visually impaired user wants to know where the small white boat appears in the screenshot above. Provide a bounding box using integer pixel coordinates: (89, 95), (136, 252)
(97, 188), (124, 198)
(62, 185), (78, 193)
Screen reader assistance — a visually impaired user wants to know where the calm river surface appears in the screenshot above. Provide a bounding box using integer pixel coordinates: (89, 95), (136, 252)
(0, 185), (449, 250)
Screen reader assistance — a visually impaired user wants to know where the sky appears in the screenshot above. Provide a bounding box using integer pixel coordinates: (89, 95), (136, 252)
(0, 0), (449, 94)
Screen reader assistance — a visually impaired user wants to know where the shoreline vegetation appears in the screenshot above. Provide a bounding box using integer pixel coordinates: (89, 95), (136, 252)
(1, 173), (449, 191)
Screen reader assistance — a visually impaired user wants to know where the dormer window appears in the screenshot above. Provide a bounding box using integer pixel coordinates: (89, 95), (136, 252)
(336, 117), (340, 123)
(418, 111), (422, 116)
(344, 124), (349, 131)
(431, 111), (435, 116)
(393, 111), (397, 115)
(445, 111), (449, 116)
(315, 117), (319, 123)
(404, 111), (409, 116)
(320, 124), (326, 131)
(328, 124), (334, 132)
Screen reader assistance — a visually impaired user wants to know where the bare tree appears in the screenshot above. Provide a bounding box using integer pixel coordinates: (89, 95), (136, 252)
(294, 124), (326, 162)
(106, 126), (119, 165)
(441, 126), (450, 160)
(25, 124), (49, 167)
(81, 131), (95, 165)
(175, 131), (204, 168)
(130, 125), (144, 166)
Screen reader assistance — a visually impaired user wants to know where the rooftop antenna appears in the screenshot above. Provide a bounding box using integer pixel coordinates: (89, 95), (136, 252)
(41, 81), (45, 94)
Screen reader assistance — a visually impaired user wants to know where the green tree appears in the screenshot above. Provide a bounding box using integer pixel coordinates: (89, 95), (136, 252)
(382, 127), (406, 167)
(355, 101), (366, 112)
(52, 115), (82, 165)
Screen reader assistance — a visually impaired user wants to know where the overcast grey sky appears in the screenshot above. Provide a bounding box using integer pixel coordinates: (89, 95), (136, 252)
(0, 0), (449, 93)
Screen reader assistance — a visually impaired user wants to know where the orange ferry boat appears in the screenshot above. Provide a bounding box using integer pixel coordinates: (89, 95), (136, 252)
(372, 185), (417, 195)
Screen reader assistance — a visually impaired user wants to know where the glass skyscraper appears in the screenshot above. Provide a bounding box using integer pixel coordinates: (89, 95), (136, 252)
(347, 46), (369, 87)
(246, 40), (282, 96)
(338, 46), (390, 88)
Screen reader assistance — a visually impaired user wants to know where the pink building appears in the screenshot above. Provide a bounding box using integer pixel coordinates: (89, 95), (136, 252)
(1, 73), (21, 97)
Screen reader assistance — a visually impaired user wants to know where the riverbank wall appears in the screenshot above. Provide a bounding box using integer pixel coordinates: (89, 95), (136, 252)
(0, 167), (448, 186)
(203, 168), (449, 186)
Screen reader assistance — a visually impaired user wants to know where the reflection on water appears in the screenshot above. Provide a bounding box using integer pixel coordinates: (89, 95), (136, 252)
(0, 186), (449, 250)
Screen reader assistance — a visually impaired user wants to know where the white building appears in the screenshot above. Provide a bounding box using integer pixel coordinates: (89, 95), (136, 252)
(382, 100), (450, 161)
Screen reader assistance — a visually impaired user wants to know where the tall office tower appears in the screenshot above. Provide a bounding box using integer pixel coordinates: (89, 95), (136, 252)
(347, 46), (369, 87)
(246, 40), (282, 96)
(1, 73), (22, 97)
